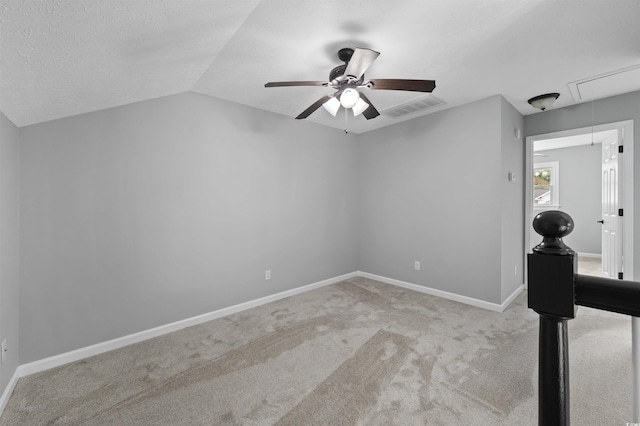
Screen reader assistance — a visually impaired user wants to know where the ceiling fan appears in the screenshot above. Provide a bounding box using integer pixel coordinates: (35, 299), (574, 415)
(265, 47), (436, 120)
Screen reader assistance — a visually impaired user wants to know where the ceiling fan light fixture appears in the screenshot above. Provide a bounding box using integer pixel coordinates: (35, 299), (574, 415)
(339, 88), (360, 109)
(352, 98), (369, 117)
(528, 93), (560, 111)
(322, 97), (341, 116)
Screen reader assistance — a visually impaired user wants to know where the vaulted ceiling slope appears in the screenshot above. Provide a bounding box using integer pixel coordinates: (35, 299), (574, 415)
(1, 0), (639, 133)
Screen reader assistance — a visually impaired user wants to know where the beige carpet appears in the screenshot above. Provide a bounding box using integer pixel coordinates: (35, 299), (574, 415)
(1, 277), (632, 425)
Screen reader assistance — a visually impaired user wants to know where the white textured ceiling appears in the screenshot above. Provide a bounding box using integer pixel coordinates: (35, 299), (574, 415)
(2, 0), (640, 133)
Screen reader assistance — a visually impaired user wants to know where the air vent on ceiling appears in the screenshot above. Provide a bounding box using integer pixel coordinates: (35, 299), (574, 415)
(568, 64), (640, 101)
(382, 95), (445, 118)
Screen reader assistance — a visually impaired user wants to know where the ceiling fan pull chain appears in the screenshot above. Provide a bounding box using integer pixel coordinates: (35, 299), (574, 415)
(344, 107), (348, 134)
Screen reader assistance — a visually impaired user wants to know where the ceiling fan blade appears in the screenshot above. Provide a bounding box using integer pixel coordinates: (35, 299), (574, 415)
(295, 95), (334, 119)
(344, 48), (380, 80)
(357, 93), (380, 120)
(368, 79), (436, 92)
(265, 81), (328, 88)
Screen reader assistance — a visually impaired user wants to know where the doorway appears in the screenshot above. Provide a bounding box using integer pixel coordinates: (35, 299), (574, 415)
(525, 120), (634, 284)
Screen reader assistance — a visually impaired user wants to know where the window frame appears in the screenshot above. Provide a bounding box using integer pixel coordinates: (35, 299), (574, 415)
(533, 160), (560, 209)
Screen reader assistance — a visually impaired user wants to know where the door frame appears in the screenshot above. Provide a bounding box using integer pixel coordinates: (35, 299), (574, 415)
(524, 119), (634, 287)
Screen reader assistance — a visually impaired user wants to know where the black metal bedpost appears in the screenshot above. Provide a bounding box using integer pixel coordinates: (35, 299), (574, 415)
(528, 211), (577, 426)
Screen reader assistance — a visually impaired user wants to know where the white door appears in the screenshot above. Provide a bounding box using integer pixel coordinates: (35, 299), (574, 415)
(601, 133), (623, 279)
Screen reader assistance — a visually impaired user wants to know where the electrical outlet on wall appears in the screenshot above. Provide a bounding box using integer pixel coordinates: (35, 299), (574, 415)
(265, 270), (271, 280)
(1, 339), (6, 364)
(414, 261), (421, 271)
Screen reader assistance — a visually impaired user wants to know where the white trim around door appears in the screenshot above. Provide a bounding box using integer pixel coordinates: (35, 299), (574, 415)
(525, 119), (634, 286)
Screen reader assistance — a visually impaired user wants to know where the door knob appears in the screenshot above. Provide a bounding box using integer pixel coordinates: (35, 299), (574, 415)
(597, 220), (604, 224)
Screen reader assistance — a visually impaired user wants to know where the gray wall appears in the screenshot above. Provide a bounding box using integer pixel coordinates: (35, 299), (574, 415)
(525, 90), (640, 275)
(17, 92), (528, 365)
(11, 88), (639, 370)
(534, 144), (602, 254)
(0, 111), (20, 393)
(18, 92), (358, 363)
(500, 97), (525, 300)
(357, 95), (523, 305)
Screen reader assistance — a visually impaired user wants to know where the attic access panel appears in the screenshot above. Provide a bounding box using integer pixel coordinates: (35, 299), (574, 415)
(569, 65), (640, 101)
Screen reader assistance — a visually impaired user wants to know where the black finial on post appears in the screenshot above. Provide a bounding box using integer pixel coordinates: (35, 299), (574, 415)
(528, 211), (577, 426)
(529, 210), (577, 318)
(532, 210), (575, 255)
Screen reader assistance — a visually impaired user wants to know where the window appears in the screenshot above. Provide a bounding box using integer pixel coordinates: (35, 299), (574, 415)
(533, 161), (559, 208)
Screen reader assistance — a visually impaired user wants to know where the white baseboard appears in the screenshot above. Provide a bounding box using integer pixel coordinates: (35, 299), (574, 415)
(356, 271), (524, 313)
(11, 269), (521, 395)
(577, 252), (602, 259)
(501, 284), (525, 309)
(17, 271), (358, 378)
(0, 368), (20, 416)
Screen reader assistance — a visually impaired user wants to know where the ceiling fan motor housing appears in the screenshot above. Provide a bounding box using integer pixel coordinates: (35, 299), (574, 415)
(329, 64), (347, 82)
(330, 48), (362, 83)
